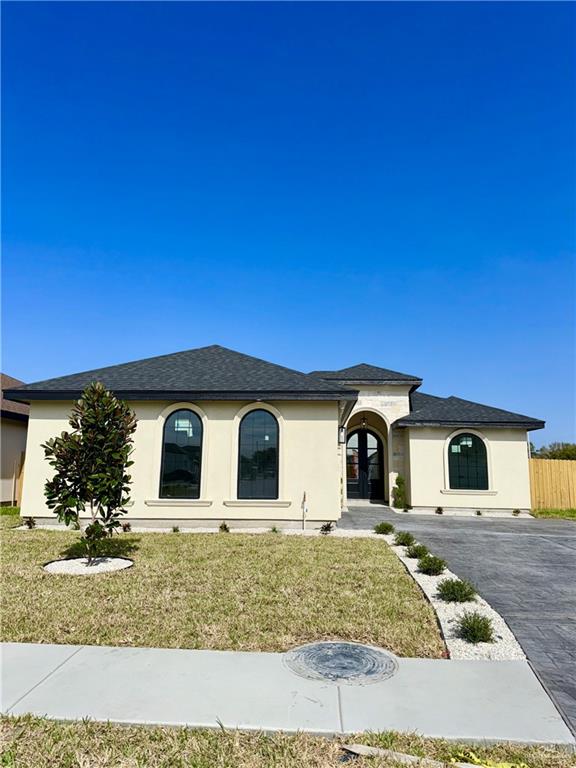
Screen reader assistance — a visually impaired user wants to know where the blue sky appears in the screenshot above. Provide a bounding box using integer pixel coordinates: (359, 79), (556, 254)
(2, 2), (574, 444)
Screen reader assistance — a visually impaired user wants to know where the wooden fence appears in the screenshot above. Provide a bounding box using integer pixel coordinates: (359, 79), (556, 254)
(529, 458), (576, 510)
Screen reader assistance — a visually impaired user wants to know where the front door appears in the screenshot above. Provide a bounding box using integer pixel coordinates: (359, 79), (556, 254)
(346, 429), (384, 500)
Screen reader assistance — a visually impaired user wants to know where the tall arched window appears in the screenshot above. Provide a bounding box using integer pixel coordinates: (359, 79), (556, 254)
(448, 433), (488, 490)
(159, 409), (203, 498)
(238, 409), (279, 499)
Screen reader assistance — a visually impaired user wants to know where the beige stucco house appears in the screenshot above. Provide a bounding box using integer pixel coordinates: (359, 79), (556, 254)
(1, 374), (29, 506)
(4, 345), (544, 526)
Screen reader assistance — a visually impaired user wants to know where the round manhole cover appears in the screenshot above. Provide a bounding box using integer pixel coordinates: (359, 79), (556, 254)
(283, 641), (398, 685)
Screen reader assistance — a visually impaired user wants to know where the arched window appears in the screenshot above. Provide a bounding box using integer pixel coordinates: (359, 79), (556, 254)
(159, 409), (203, 498)
(448, 433), (488, 490)
(238, 409), (279, 499)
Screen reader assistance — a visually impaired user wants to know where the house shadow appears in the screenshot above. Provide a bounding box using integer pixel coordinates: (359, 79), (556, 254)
(61, 535), (141, 560)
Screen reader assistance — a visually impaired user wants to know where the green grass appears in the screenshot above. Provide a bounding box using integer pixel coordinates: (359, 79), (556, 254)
(2, 716), (575, 768)
(0, 528), (445, 657)
(0, 515), (21, 530)
(0, 506), (20, 516)
(531, 508), (576, 520)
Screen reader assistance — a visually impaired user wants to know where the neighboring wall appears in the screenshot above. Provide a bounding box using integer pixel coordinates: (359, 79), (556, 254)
(407, 427), (531, 510)
(1, 417), (27, 504)
(21, 399), (341, 523)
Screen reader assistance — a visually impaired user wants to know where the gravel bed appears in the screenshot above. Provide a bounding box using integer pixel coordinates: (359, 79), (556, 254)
(43, 557), (134, 575)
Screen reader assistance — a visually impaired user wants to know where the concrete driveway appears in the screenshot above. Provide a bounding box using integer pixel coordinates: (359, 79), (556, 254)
(341, 506), (576, 735)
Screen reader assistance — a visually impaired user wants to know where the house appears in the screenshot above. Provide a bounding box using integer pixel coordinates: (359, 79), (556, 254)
(4, 345), (544, 525)
(1, 374), (29, 506)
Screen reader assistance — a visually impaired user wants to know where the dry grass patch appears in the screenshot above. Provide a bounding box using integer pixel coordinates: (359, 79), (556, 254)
(0, 529), (445, 656)
(2, 716), (574, 768)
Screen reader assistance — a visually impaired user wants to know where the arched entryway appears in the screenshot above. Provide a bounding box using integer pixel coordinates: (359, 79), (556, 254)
(346, 428), (384, 500)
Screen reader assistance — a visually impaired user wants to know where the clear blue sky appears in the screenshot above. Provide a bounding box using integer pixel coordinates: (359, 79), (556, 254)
(2, 2), (574, 445)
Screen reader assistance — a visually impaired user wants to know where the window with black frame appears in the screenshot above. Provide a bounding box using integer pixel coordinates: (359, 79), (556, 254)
(159, 409), (203, 498)
(448, 432), (488, 490)
(238, 409), (279, 499)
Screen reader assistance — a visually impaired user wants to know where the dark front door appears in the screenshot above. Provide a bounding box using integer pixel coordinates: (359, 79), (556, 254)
(346, 429), (384, 500)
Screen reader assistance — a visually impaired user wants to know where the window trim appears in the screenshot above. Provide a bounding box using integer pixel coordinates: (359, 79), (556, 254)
(230, 403), (283, 501)
(237, 407), (280, 500)
(155, 403), (208, 501)
(443, 428), (493, 493)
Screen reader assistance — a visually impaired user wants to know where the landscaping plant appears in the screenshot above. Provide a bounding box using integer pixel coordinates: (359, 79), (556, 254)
(418, 554), (446, 575)
(219, 521), (230, 533)
(458, 610), (494, 643)
(42, 382), (137, 563)
(435, 506), (443, 515)
(391, 475), (408, 508)
(172, 526), (180, 533)
(24, 517), (36, 530)
(437, 577), (476, 602)
(406, 543), (428, 559)
(320, 521), (333, 535)
(374, 521), (394, 535)
(394, 531), (415, 547)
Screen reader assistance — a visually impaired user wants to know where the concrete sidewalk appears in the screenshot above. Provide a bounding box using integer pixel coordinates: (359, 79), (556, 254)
(1, 642), (574, 746)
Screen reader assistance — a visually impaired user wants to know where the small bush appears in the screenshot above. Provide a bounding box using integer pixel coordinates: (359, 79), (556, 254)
(512, 509), (521, 516)
(394, 531), (415, 547)
(418, 554), (446, 575)
(391, 475), (408, 509)
(270, 526), (279, 534)
(475, 510), (482, 516)
(320, 521), (333, 535)
(406, 543), (428, 559)
(24, 516), (36, 529)
(403, 508), (410, 513)
(219, 521), (230, 533)
(458, 611), (494, 643)
(435, 507), (443, 515)
(437, 577), (476, 602)
(172, 526), (180, 533)
(374, 521), (394, 535)
(121, 521), (132, 533)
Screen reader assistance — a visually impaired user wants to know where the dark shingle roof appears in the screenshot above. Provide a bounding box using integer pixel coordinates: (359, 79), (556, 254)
(1, 374), (29, 420)
(309, 363), (422, 385)
(395, 391), (544, 430)
(3, 345), (357, 403)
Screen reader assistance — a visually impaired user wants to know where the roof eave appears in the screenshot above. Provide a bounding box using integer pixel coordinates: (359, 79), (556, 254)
(3, 388), (359, 403)
(395, 419), (545, 431)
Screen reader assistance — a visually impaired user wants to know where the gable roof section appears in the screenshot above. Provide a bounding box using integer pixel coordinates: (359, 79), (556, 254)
(3, 345), (357, 403)
(1, 374), (29, 420)
(395, 391), (544, 430)
(309, 363), (422, 385)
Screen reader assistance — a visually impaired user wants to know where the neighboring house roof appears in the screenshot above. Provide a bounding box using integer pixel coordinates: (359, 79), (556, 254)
(1, 374), (30, 421)
(309, 363), (422, 385)
(395, 391), (544, 430)
(3, 345), (357, 403)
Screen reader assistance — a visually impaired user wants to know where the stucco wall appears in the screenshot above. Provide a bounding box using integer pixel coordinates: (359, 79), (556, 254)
(21, 400), (342, 523)
(407, 426), (531, 510)
(1, 417), (27, 503)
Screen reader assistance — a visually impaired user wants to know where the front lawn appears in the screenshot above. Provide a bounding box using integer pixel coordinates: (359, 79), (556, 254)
(2, 717), (574, 768)
(531, 508), (576, 520)
(0, 528), (445, 657)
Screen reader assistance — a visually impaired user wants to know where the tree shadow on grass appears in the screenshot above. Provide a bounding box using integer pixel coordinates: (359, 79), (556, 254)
(60, 535), (141, 560)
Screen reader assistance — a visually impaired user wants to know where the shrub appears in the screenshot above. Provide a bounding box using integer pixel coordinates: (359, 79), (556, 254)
(475, 510), (482, 516)
(435, 507), (443, 515)
(394, 531), (415, 547)
(406, 543), (428, 559)
(42, 382), (137, 563)
(172, 526), (180, 533)
(418, 554), (446, 575)
(437, 577), (476, 602)
(121, 521), (132, 533)
(270, 526), (280, 533)
(24, 516), (36, 530)
(403, 508), (410, 513)
(320, 521), (333, 535)
(374, 521), (394, 535)
(512, 509), (521, 516)
(458, 611), (494, 643)
(219, 521), (230, 533)
(391, 475), (408, 509)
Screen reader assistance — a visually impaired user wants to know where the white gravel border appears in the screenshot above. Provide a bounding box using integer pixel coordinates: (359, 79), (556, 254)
(43, 557), (134, 575)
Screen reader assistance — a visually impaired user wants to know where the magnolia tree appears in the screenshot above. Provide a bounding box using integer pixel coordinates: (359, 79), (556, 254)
(42, 382), (137, 562)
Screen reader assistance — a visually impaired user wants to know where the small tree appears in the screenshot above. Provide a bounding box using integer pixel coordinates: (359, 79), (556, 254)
(391, 474), (408, 509)
(42, 382), (137, 562)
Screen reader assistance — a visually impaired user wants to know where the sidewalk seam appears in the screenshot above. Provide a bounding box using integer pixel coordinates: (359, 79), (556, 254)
(5, 645), (85, 714)
(336, 686), (344, 734)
